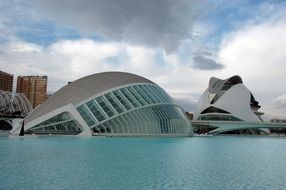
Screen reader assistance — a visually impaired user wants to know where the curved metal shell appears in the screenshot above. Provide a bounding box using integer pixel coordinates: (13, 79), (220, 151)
(0, 90), (32, 117)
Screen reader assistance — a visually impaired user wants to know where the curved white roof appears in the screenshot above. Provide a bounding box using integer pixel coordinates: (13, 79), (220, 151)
(25, 72), (155, 123)
(194, 75), (262, 122)
(0, 90), (32, 117)
(208, 75), (242, 94)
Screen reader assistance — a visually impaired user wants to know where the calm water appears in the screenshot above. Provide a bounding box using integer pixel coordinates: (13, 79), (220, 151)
(1, 136), (286, 190)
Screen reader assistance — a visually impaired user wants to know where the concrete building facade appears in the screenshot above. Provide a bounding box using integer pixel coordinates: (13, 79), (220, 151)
(0, 70), (13, 92)
(16, 76), (47, 108)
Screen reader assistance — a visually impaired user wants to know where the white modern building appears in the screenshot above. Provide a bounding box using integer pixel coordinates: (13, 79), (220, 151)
(0, 90), (33, 117)
(193, 75), (269, 134)
(14, 72), (192, 136)
(0, 90), (32, 133)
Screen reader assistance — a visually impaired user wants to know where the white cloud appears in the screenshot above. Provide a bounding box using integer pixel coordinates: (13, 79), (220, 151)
(49, 39), (122, 79)
(272, 94), (286, 109)
(219, 22), (286, 83)
(1, 1), (286, 117)
(9, 41), (43, 53)
(171, 93), (198, 112)
(0, 38), (221, 101)
(261, 94), (286, 120)
(0, 0), (282, 122)
(218, 15), (286, 117)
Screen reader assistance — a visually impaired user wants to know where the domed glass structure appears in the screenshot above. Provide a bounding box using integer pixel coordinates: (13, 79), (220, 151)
(21, 72), (192, 136)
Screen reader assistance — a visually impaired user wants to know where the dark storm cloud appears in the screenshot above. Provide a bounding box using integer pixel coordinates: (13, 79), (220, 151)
(193, 55), (224, 70)
(26, 0), (207, 53)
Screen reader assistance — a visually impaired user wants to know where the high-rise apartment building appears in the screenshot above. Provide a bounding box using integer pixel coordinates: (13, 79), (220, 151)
(0, 70), (13, 92)
(16, 76), (48, 108)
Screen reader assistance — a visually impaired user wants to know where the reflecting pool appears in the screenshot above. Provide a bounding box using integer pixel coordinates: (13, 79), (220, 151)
(1, 136), (286, 190)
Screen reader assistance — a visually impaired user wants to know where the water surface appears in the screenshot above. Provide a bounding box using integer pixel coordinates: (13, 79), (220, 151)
(1, 136), (286, 190)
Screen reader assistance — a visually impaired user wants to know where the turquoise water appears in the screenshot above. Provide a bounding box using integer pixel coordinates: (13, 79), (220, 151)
(1, 136), (286, 190)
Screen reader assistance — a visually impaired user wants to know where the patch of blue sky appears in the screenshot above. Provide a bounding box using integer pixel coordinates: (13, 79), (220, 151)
(199, 0), (268, 45)
(175, 40), (193, 65)
(209, 0), (285, 35)
(104, 56), (120, 65)
(154, 51), (166, 67)
(0, 36), (9, 44)
(87, 34), (107, 42)
(104, 51), (127, 66)
(15, 20), (82, 46)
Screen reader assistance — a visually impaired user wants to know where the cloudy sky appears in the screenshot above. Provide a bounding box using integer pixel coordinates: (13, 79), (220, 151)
(0, 0), (286, 119)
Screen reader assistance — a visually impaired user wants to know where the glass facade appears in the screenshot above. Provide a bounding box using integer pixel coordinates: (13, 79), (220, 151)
(92, 105), (190, 136)
(25, 83), (191, 136)
(76, 84), (191, 136)
(26, 112), (82, 135)
(198, 113), (242, 121)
